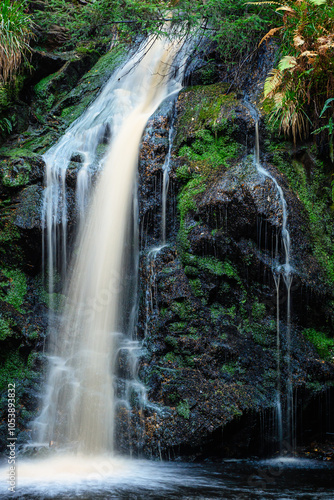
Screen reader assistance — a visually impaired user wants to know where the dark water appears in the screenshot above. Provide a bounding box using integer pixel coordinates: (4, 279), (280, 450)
(0, 456), (333, 499)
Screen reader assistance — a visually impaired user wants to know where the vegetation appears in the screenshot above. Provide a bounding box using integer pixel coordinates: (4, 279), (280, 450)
(0, 0), (34, 83)
(251, 0), (334, 159)
(302, 328), (334, 360)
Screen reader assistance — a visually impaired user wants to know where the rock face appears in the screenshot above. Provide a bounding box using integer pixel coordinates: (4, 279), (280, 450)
(131, 81), (334, 458)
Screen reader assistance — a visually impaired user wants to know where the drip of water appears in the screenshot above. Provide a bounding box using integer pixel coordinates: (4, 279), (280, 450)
(35, 32), (188, 454)
(144, 245), (166, 337)
(252, 112), (294, 452)
(161, 108), (177, 243)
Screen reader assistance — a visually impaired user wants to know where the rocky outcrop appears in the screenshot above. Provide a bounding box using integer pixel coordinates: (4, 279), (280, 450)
(131, 80), (334, 459)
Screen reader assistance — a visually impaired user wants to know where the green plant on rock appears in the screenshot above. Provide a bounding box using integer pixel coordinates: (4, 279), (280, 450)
(0, 269), (27, 312)
(176, 399), (190, 419)
(302, 328), (334, 360)
(250, 0), (334, 153)
(0, 0), (34, 82)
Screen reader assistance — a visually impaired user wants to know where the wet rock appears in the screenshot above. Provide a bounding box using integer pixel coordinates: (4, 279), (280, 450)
(132, 78), (334, 459)
(14, 185), (43, 230)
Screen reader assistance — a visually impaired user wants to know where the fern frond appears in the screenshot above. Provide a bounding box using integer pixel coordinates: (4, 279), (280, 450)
(293, 34), (305, 47)
(258, 26), (283, 46)
(264, 69), (283, 98)
(278, 55), (297, 71)
(246, 2), (282, 5)
(276, 6), (296, 15)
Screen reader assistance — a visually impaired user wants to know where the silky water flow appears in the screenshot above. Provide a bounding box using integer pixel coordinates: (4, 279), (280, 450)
(254, 117), (294, 453)
(34, 33), (187, 456)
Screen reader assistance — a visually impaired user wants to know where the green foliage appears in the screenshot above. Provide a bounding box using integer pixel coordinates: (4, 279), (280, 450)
(254, 0), (334, 156)
(165, 335), (179, 348)
(221, 361), (246, 376)
(179, 128), (241, 170)
(0, 316), (11, 341)
(0, 268), (27, 312)
(170, 300), (194, 320)
(31, 0), (171, 50)
(252, 322), (274, 347)
(176, 399), (190, 419)
(0, 350), (30, 392)
(302, 328), (334, 360)
(0, 117), (13, 136)
(189, 277), (205, 298)
(0, 0), (34, 82)
(252, 301), (266, 320)
(173, 0), (274, 66)
(169, 322), (187, 333)
(269, 147), (334, 283)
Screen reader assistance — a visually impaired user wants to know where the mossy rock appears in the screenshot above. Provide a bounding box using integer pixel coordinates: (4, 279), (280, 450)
(174, 82), (240, 149)
(55, 45), (127, 126)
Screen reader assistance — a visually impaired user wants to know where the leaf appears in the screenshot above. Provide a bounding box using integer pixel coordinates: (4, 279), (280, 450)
(299, 50), (319, 62)
(312, 125), (329, 134)
(293, 34), (305, 47)
(263, 69), (282, 98)
(258, 26), (283, 46)
(319, 98), (334, 117)
(276, 6), (296, 14)
(309, 0), (326, 5)
(278, 55), (297, 70)
(245, 2), (282, 5)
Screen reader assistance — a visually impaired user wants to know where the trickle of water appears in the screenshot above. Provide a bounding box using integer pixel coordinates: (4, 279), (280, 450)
(144, 245), (166, 337)
(161, 107), (177, 243)
(248, 103), (294, 452)
(35, 31), (188, 454)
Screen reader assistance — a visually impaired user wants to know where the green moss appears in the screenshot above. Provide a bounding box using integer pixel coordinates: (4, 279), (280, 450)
(184, 265), (199, 277)
(179, 128), (241, 171)
(210, 303), (225, 321)
(163, 352), (184, 367)
(165, 335), (178, 348)
(0, 269), (27, 313)
(169, 322), (187, 333)
(221, 361), (245, 376)
(251, 323), (274, 347)
(170, 300), (194, 321)
(189, 278), (205, 298)
(302, 328), (334, 360)
(0, 213), (20, 257)
(268, 146), (334, 285)
(0, 351), (26, 392)
(0, 316), (11, 341)
(175, 83), (238, 148)
(177, 399), (190, 419)
(252, 302), (266, 321)
(60, 45), (126, 126)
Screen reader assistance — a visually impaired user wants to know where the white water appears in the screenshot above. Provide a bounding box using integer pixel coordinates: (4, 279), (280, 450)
(161, 109), (176, 243)
(35, 32), (187, 454)
(254, 119), (294, 451)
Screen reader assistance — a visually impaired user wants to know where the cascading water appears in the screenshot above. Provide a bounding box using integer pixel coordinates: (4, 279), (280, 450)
(161, 107), (177, 243)
(252, 110), (294, 452)
(34, 31), (188, 454)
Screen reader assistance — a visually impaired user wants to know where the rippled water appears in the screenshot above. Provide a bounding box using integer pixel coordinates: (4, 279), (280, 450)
(0, 455), (333, 499)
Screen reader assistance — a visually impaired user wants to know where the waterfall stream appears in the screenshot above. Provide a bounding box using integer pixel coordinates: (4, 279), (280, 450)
(35, 32), (187, 454)
(252, 111), (294, 452)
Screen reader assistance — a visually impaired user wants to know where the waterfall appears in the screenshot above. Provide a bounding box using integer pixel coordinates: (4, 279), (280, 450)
(253, 114), (294, 452)
(35, 32), (187, 454)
